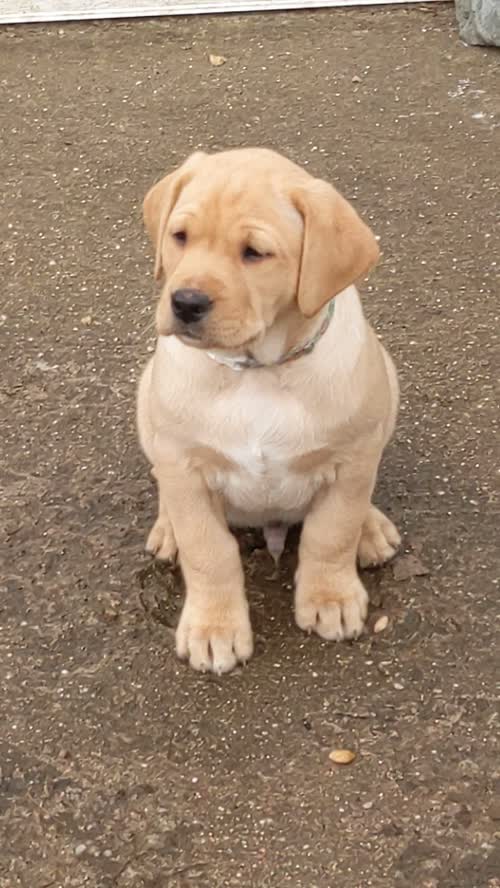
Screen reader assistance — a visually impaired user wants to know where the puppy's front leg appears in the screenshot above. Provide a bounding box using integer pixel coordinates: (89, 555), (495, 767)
(157, 464), (253, 674)
(295, 460), (378, 641)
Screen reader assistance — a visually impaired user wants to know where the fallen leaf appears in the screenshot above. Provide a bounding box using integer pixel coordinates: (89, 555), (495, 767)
(392, 554), (429, 582)
(209, 54), (226, 67)
(329, 749), (356, 765)
(373, 615), (389, 634)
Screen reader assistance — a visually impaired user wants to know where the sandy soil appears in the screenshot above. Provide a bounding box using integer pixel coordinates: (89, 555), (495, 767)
(0, 5), (499, 886)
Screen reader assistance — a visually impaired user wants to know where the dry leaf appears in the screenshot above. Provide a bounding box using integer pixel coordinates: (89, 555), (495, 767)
(209, 54), (226, 67)
(329, 749), (356, 765)
(373, 615), (389, 634)
(392, 554), (429, 582)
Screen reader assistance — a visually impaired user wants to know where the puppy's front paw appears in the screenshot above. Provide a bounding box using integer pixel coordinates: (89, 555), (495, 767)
(176, 596), (253, 674)
(295, 571), (368, 641)
(358, 505), (401, 568)
(146, 518), (178, 562)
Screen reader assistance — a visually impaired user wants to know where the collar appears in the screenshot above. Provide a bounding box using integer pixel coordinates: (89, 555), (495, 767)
(206, 299), (335, 371)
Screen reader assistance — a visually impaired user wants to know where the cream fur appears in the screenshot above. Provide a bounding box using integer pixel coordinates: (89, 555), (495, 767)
(137, 148), (401, 674)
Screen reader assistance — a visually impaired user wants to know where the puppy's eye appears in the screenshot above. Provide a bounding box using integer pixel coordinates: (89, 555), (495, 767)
(242, 245), (266, 262)
(172, 231), (187, 245)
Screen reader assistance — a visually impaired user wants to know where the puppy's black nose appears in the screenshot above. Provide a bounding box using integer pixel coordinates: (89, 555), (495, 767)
(171, 289), (213, 325)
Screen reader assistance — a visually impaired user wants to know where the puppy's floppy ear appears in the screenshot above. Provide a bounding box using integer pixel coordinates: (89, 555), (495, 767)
(291, 179), (380, 317)
(143, 151), (206, 281)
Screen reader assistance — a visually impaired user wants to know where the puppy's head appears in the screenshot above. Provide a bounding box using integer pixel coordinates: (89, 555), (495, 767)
(143, 148), (379, 350)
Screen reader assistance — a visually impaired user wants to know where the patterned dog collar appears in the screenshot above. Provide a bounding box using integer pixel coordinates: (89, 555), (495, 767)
(207, 300), (335, 371)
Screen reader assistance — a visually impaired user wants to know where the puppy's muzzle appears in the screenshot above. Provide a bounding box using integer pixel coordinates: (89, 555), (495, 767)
(171, 288), (213, 326)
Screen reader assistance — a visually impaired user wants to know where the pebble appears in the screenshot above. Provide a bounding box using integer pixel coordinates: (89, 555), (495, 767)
(75, 843), (86, 857)
(209, 54), (226, 67)
(374, 615), (389, 633)
(329, 748), (356, 765)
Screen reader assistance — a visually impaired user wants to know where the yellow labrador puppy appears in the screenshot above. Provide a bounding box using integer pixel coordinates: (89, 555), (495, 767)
(137, 148), (400, 674)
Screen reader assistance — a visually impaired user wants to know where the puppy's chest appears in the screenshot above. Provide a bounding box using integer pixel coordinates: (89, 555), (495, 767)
(191, 382), (335, 523)
(212, 386), (319, 474)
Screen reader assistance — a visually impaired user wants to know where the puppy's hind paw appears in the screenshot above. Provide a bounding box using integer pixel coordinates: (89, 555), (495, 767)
(358, 506), (401, 568)
(146, 519), (178, 563)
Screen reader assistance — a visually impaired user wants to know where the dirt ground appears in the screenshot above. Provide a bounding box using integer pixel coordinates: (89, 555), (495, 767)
(1, 4), (499, 887)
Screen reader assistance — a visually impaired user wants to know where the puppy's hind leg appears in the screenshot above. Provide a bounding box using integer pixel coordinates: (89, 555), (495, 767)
(357, 348), (401, 568)
(137, 360), (178, 563)
(146, 502), (178, 563)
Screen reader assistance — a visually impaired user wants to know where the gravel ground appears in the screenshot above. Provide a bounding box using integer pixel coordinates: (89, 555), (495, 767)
(0, 5), (499, 887)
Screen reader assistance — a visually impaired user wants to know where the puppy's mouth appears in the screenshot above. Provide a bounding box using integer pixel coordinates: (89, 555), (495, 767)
(174, 322), (212, 348)
(174, 323), (263, 353)
(177, 327), (202, 343)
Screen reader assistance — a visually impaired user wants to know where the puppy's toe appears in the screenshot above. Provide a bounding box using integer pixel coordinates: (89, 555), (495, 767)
(146, 519), (178, 562)
(358, 506), (401, 568)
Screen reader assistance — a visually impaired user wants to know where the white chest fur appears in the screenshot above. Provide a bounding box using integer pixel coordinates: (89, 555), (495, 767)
(203, 374), (330, 526)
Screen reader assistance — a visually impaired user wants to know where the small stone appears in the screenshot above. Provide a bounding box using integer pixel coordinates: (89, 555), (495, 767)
(374, 615), (389, 634)
(352, 75), (362, 83)
(329, 748), (356, 765)
(81, 315), (92, 325)
(209, 54), (226, 67)
(75, 843), (86, 857)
